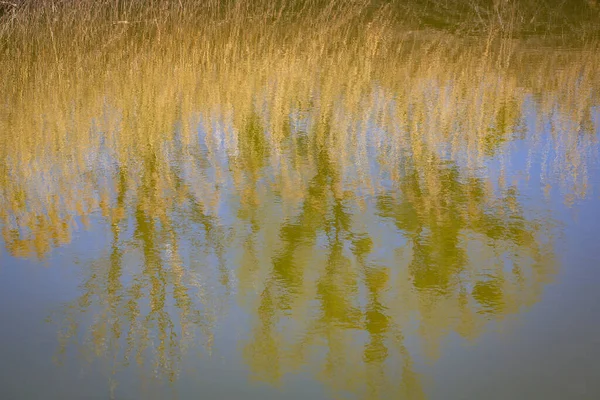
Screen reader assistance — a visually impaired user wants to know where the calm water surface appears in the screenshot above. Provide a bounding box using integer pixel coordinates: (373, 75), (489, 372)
(1, 37), (599, 399)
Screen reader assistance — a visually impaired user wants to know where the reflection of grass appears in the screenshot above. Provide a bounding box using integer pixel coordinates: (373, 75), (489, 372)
(1, 28), (597, 258)
(0, 1), (599, 398)
(239, 114), (555, 398)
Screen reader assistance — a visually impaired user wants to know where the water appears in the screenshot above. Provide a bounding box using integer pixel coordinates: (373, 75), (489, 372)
(1, 36), (599, 399)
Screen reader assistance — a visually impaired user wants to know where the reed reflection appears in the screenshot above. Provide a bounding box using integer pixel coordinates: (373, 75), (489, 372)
(0, 33), (597, 398)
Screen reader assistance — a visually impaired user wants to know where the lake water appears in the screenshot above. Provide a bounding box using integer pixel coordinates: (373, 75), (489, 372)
(1, 35), (599, 399)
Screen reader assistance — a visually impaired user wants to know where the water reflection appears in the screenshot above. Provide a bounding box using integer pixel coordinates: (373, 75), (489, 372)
(0, 35), (597, 398)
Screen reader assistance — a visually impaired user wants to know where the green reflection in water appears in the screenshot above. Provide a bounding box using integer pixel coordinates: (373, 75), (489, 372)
(0, 28), (598, 399)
